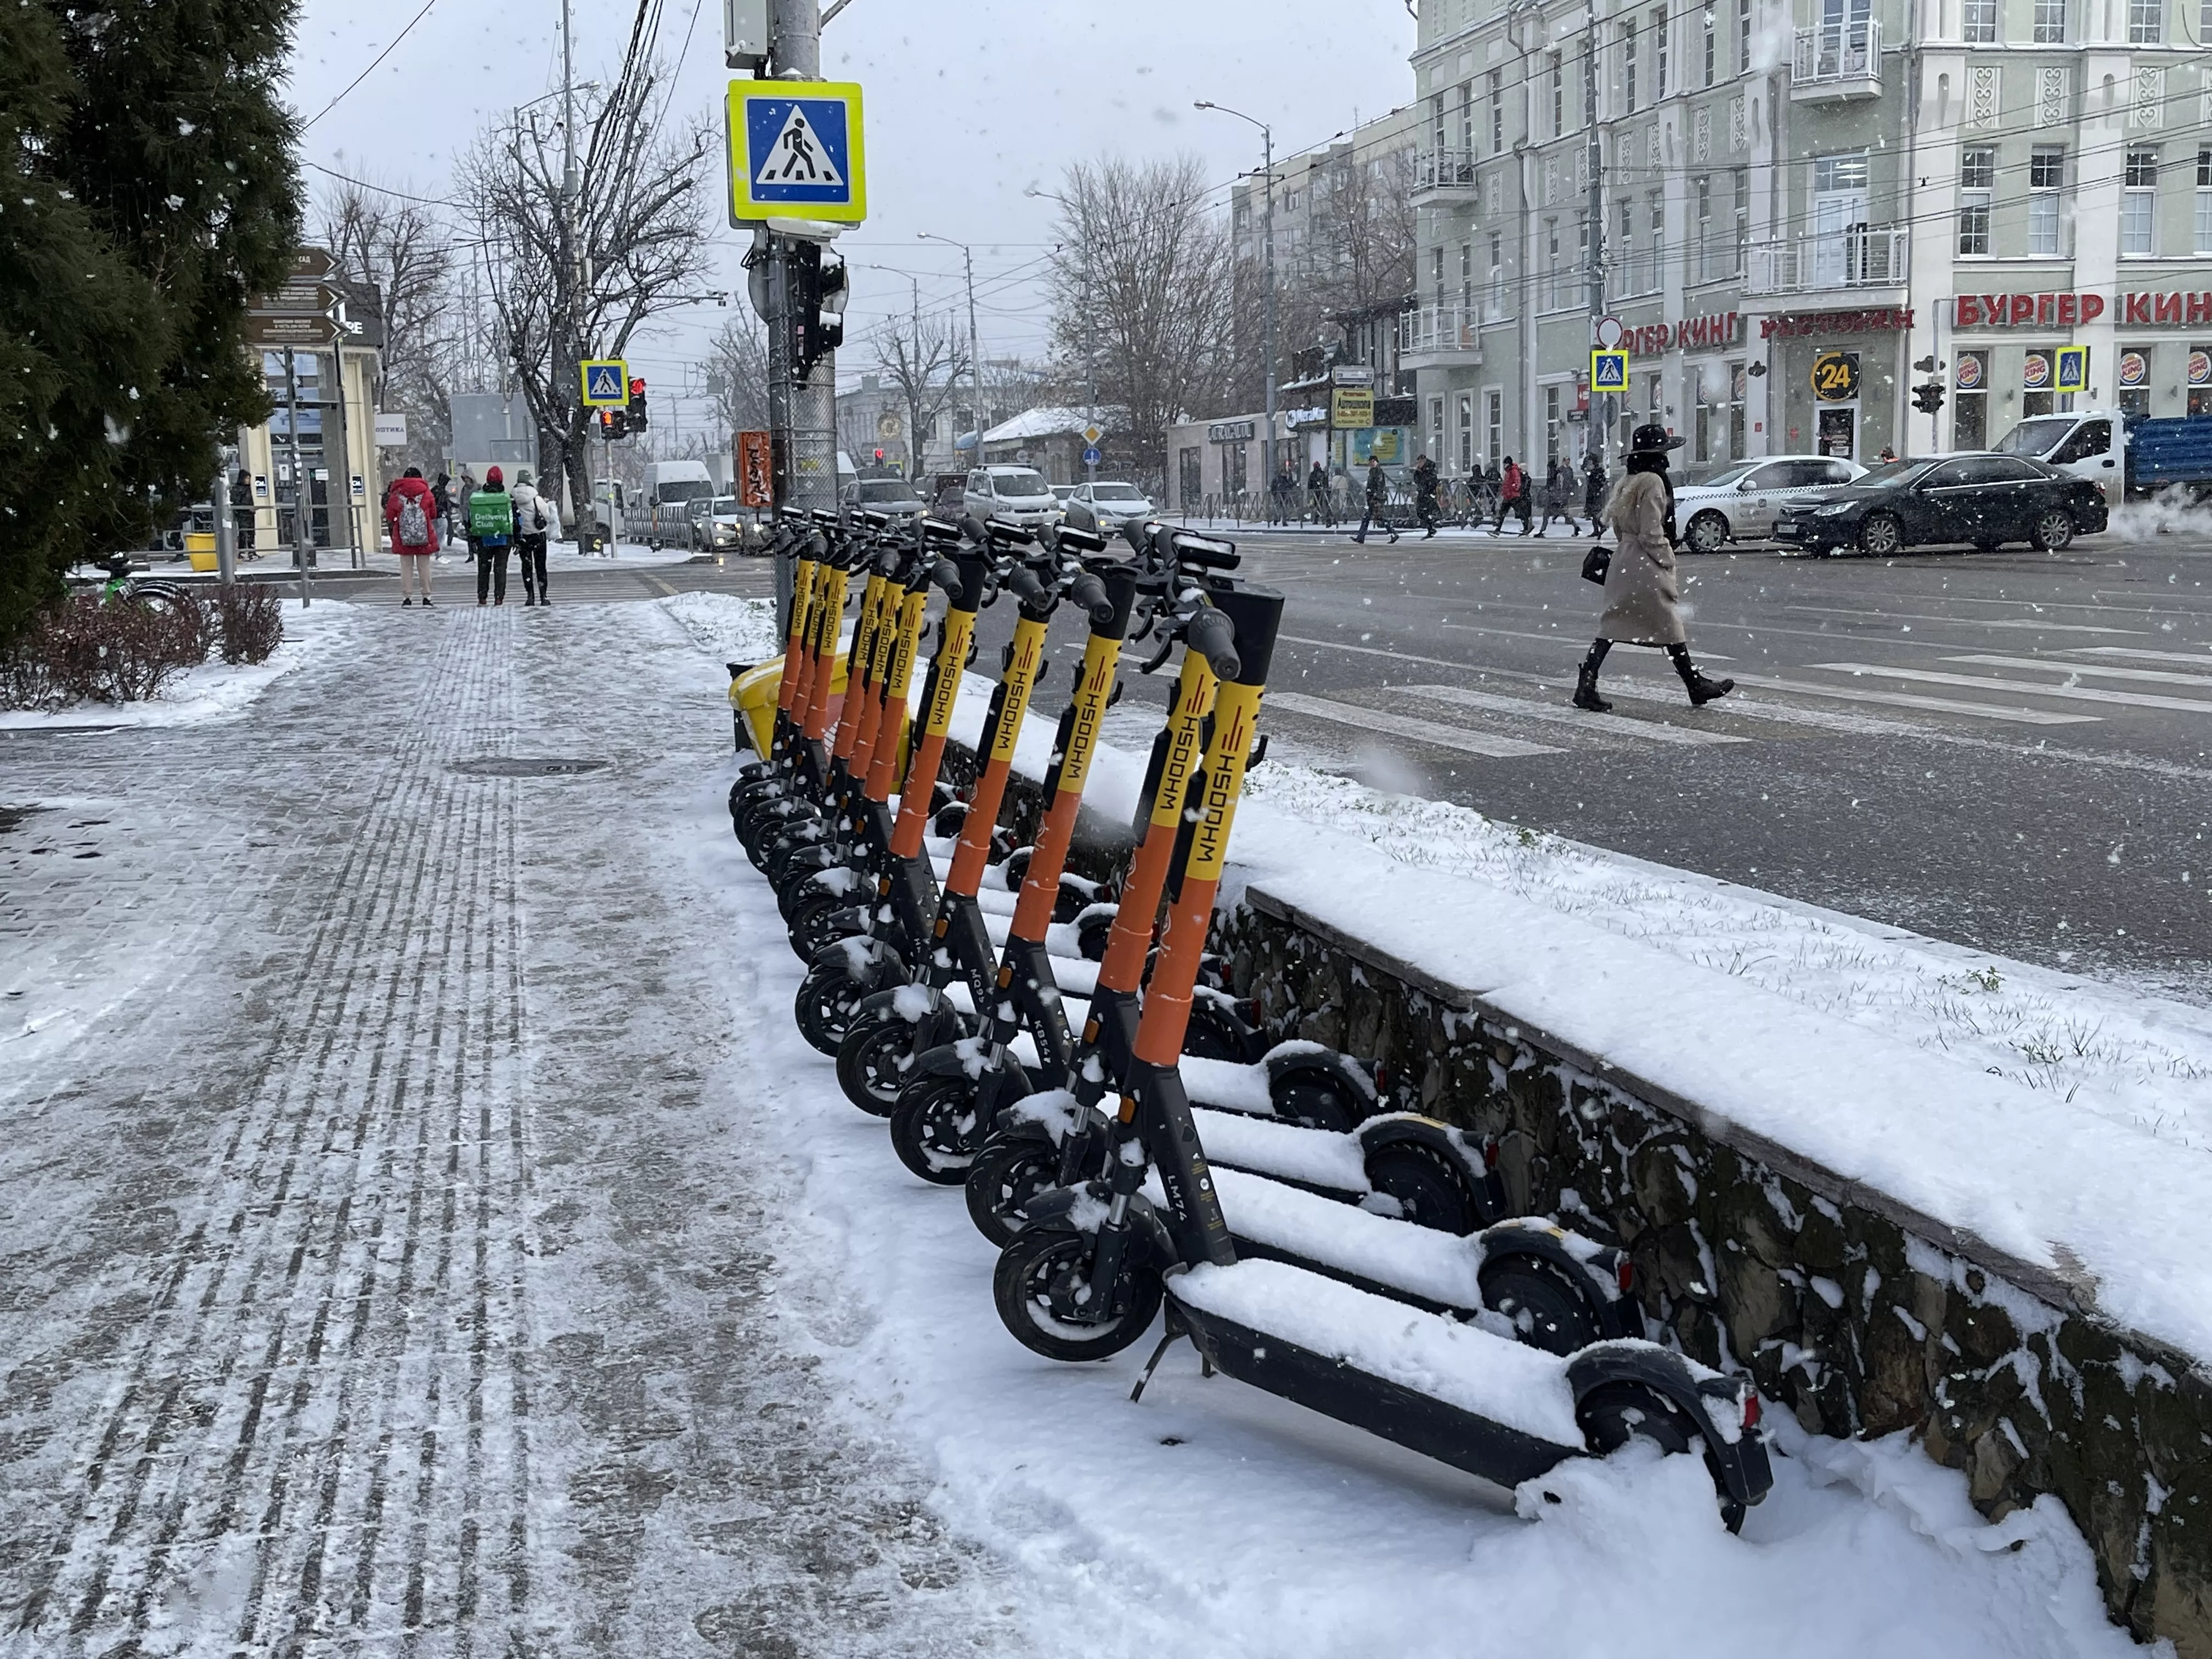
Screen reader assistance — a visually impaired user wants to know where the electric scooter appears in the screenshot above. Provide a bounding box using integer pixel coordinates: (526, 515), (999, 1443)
(992, 583), (1773, 1530)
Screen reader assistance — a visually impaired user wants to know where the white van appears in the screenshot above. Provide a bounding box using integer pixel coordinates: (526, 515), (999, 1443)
(1991, 410), (2124, 491)
(962, 465), (1058, 528)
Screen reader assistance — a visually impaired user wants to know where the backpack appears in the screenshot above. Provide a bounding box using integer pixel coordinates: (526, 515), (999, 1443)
(396, 491), (431, 549)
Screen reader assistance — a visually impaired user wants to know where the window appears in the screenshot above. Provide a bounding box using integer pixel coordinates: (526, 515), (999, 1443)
(1459, 241), (1475, 311)
(1962, 0), (1998, 41)
(1489, 69), (1504, 154)
(2198, 148), (2212, 254)
(1624, 22), (1638, 112)
(1703, 4), (1717, 86)
(1430, 245), (1445, 303)
(2127, 0), (2161, 41)
(1429, 396), (1446, 464)
(1813, 151), (1870, 194)
(2033, 0), (2067, 40)
(1546, 386), (1564, 462)
(2030, 146), (2066, 255)
(1458, 81), (1476, 155)
(1952, 353), (1988, 449)
(1456, 392), (1475, 472)
(1695, 174), (1713, 276)
(1737, 0), (1752, 71)
(1732, 168), (1750, 268)
(1546, 216), (1562, 266)
(2022, 350), (2055, 418)
(2124, 149), (2158, 255)
(1652, 7), (1669, 98)
(1550, 52), (1566, 134)
(1487, 230), (1505, 313)
(2052, 417), (2114, 461)
(1649, 192), (1666, 262)
(1486, 390), (1504, 465)
(1958, 145), (1996, 256)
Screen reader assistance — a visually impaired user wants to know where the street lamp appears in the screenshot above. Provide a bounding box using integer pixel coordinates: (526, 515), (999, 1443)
(917, 231), (984, 467)
(1196, 99), (1278, 497)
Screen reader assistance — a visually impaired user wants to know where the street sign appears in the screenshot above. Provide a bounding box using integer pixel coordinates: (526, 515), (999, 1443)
(1329, 364), (1374, 386)
(727, 80), (867, 224)
(247, 312), (342, 347)
(1330, 388), (1374, 429)
(374, 412), (409, 448)
(288, 247), (338, 281)
(1594, 315), (1624, 349)
(1812, 350), (1860, 402)
(1082, 445), (1102, 467)
(737, 430), (772, 507)
(253, 281), (344, 317)
(582, 358), (629, 408)
(2055, 344), (2090, 394)
(1081, 423), (1105, 445)
(1589, 349), (1628, 393)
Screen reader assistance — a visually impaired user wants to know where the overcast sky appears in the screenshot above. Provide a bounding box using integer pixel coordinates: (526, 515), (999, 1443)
(287, 0), (1418, 439)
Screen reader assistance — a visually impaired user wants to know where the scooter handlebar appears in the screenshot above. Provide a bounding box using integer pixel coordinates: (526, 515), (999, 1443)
(1068, 569), (1115, 628)
(1182, 606), (1242, 680)
(1004, 563), (1049, 605)
(1171, 529), (1240, 571)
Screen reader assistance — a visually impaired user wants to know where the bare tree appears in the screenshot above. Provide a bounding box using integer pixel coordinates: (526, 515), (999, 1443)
(704, 312), (773, 448)
(1046, 155), (1234, 481)
(873, 311), (967, 480)
(460, 61), (710, 521)
(319, 182), (460, 475)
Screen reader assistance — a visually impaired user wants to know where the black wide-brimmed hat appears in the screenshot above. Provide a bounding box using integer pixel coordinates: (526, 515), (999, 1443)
(1629, 424), (1686, 454)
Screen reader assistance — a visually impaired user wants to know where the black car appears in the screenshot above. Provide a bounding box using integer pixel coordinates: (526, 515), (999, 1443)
(1771, 454), (2108, 557)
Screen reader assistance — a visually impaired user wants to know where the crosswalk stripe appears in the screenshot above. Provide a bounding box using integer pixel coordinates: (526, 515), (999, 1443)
(1943, 653), (2212, 690)
(1711, 671), (2100, 725)
(1785, 604), (2145, 635)
(1402, 682), (1749, 746)
(1588, 678), (1932, 737)
(1813, 662), (2212, 715)
(2068, 646), (2212, 667)
(1267, 692), (1565, 758)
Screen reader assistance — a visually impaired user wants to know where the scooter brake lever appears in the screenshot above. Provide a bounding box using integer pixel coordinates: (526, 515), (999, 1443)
(1136, 630), (1176, 676)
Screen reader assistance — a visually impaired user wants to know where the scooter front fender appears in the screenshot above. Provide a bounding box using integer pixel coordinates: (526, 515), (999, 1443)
(1565, 1342), (1772, 1513)
(806, 933), (911, 997)
(909, 1041), (1034, 1099)
(1018, 1182), (1176, 1267)
(1477, 1222), (1641, 1342)
(1356, 1114), (1509, 1229)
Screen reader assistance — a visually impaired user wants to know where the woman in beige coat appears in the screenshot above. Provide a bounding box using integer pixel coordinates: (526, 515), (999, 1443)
(1574, 425), (1735, 711)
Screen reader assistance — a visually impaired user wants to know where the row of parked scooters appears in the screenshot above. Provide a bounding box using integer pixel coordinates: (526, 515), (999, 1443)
(725, 505), (1774, 1528)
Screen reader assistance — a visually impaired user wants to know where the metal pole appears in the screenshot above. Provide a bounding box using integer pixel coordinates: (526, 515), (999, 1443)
(1584, 0), (1609, 466)
(327, 342), (359, 568)
(1261, 123), (1277, 509)
(770, 0), (836, 528)
(212, 450), (236, 586)
(284, 347), (312, 607)
(963, 245), (981, 461)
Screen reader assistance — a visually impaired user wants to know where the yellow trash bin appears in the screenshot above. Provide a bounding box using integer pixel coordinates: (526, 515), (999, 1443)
(184, 531), (218, 572)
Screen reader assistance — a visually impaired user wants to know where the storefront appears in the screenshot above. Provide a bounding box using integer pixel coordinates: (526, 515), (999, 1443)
(1946, 289), (2212, 446)
(1756, 307), (1910, 465)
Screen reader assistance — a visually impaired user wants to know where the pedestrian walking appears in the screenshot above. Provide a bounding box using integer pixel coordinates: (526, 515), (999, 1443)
(469, 466), (516, 606)
(1582, 451), (1609, 525)
(1351, 456), (1398, 544)
(1537, 456), (1579, 537)
(230, 468), (259, 562)
(384, 465), (440, 606)
(1269, 465), (1297, 523)
(1573, 424), (1734, 713)
(454, 469), (478, 563)
(1491, 455), (1533, 535)
(1306, 461), (1334, 526)
(510, 469), (559, 606)
(1412, 454), (1442, 538)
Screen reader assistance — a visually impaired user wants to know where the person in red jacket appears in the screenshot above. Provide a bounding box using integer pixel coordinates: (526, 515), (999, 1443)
(384, 466), (441, 606)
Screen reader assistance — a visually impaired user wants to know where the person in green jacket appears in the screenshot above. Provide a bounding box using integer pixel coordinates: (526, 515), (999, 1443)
(470, 465), (517, 606)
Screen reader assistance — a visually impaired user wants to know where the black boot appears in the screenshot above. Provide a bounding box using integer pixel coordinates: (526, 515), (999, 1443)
(1573, 639), (1613, 712)
(1668, 643), (1734, 706)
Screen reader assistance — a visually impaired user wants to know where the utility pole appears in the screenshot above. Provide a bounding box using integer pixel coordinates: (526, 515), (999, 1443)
(1195, 101), (1277, 493)
(1582, 0), (1609, 467)
(918, 232), (981, 466)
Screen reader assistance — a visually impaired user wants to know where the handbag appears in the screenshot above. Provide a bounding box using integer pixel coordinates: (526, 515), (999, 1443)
(1580, 544), (1612, 584)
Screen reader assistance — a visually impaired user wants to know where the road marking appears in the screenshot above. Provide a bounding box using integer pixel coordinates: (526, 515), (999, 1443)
(1402, 683), (1749, 746)
(1942, 653), (2212, 690)
(1785, 605), (2144, 635)
(1587, 680), (1926, 738)
(1267, 692), (1564, 758)
(1812, 662), (2212, 715)
(1714, 672), (2100, 724)
(2068, 646), (2212, 666)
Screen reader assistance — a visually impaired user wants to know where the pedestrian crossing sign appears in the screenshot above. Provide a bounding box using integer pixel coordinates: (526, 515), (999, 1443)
(728, 80), (867, 224)
(580, 359), (629, 408)
(1590, 349), (1629, 394)
(2055, 345), (2089, 394)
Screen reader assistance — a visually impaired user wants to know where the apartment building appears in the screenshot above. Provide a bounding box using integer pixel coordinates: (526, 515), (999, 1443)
(1406, 0), (2212, 477)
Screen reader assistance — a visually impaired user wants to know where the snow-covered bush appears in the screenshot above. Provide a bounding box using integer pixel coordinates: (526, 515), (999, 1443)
(0, 590), (210, 708)
(211, 583), (284, 664)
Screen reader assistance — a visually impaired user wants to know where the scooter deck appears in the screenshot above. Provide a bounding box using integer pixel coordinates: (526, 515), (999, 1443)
(1166, 1259), (1583, 1489)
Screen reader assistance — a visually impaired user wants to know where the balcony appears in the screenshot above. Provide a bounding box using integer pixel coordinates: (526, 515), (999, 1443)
(1400, 301), (1506, 362)
(1745, 225), (1909, 297)
(1791, 20), (1882, 101)
(1413, 148), (1481, 194)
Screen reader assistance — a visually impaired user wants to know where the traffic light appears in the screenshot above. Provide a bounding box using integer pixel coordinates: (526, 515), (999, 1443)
(599, 406), (630, 441)
(1911, 381), (1946, 416)
(628, 377), (649, 432)
(791, 241), (848, 380)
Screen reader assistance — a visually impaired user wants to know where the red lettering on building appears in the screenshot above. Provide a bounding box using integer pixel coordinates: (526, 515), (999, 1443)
(2081, 294), (2105, 323)
(1957, 295), (1981, 327)
(2155, 292), (2183, 325)
(2190, 294), (2212, 326)
(2056, 293), (2077, 325)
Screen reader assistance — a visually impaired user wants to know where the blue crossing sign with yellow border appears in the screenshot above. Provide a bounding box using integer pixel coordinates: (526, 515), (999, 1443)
(581, 358), (628, 408)
(728, 80), (867, 224)
(1590, 349), (1628, 394)
(2055, 345), (2089, 394)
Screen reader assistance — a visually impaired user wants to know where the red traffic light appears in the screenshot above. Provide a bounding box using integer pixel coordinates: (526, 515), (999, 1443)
(873, 448), (885, 461)
(628, 377), (646, 399)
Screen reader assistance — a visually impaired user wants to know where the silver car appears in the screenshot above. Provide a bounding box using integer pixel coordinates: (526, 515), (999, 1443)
(690, 495), (744, 552)
(1674, 455), (1865, 553)
(1060, 481), (1153, 535)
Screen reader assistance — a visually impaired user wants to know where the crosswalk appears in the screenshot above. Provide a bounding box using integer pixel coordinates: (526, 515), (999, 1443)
(1256, 635), (2212, 774)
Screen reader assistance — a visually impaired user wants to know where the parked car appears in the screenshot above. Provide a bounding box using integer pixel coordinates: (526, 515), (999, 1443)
(1060, 481), (1154, 535)
(1673, 455), (1864, 552)
(690, 495), (744, 552)
(1771, 454), (2108, 557)
(1993, 408), (2212, 503)
(842, 473), (926, 522)
(961, 465), (1058, 528)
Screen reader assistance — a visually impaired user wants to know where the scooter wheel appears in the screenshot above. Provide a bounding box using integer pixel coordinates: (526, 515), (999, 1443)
(1480, 1255), (1605, 1357)
(1269, 1073), (1360, 1133)
(1574, 1383), (1745, 1534)
(966, 1136), (1064, 1247)
(836, 1005), (922, 1116)
(794, 960), (870, 1056)
(787, 888), (866, 962)
(889, 1072), (986, 1186)
(1362, 1142), (1480, 1234)
(994, 1223), (1164, 1362)
(1179, 1000), (1251, 1064)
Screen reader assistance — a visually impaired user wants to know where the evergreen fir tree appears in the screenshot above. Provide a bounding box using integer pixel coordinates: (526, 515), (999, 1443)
(0, 0), (301, 647)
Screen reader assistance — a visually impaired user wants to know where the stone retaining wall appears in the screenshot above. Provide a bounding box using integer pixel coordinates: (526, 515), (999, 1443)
(951, 746), (2212, 1652)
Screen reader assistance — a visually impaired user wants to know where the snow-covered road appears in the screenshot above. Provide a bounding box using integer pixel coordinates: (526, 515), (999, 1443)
(0, 594), (2160, 1656)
